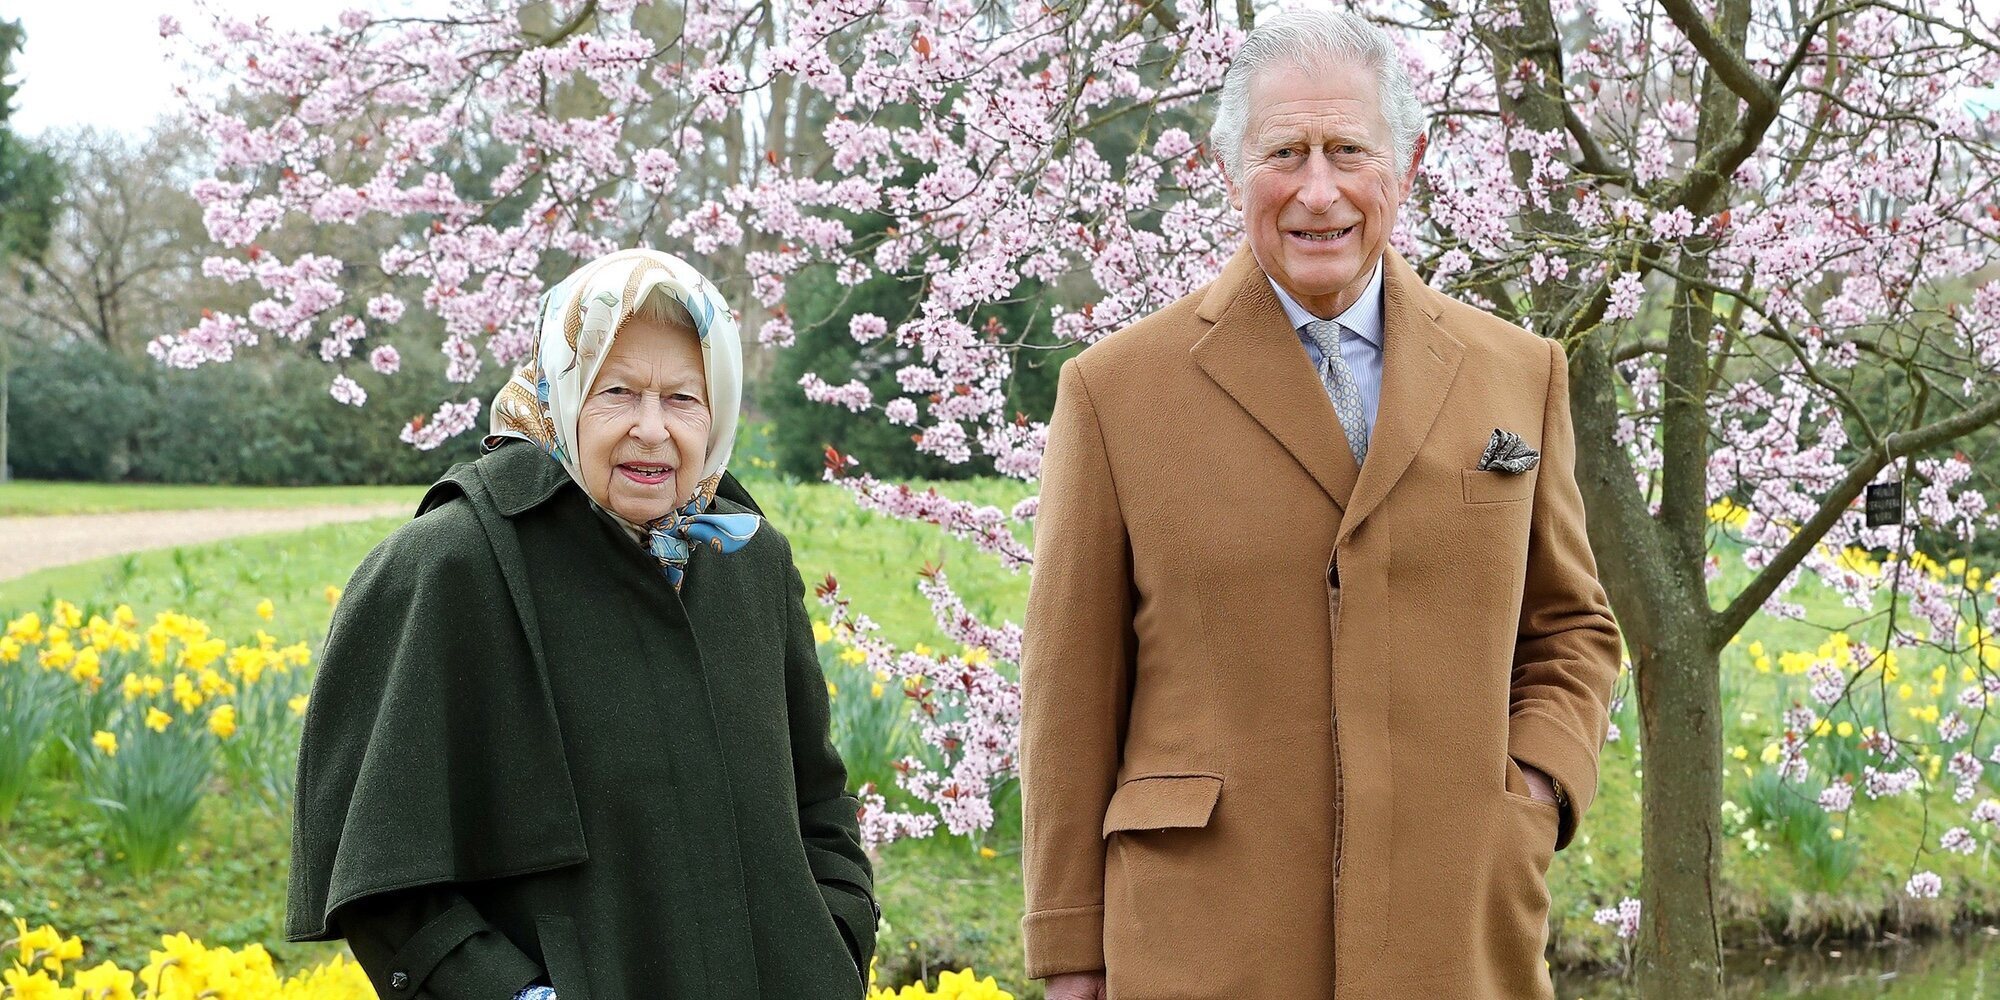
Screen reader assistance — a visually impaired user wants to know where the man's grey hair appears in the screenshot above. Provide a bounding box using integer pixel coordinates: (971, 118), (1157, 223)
(1209, 8), (1427, 178)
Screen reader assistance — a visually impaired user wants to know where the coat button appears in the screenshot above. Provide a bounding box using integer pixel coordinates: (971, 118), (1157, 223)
(389, 971), (409, 990)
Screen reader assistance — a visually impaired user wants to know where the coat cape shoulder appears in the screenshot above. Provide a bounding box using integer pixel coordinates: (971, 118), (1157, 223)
(286, 446), (595, 941)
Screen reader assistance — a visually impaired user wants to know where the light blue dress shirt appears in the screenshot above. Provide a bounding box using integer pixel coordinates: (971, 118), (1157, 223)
(1267, 256), (1386, 432)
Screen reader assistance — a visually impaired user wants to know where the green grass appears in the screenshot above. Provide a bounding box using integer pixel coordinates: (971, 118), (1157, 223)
(0, 481), (425, 517)
(2, 479), (1997, 995)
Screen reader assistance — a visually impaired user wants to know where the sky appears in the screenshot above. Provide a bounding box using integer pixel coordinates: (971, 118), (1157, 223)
(7, 0), (449, 138)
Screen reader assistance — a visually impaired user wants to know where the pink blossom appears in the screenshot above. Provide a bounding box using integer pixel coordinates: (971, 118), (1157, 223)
(329, 375), (367, 406)
(1592, 897), (1642, 939)
(1905, 871), (1942, 898)
(369, 345), (402, 375)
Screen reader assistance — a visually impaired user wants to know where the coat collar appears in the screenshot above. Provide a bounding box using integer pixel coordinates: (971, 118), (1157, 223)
(1190, 245), (1462, 539)
(421, 441), (759, 522)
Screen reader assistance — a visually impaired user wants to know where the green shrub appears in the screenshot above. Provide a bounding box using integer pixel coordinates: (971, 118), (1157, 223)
(5, 338), (498, 484)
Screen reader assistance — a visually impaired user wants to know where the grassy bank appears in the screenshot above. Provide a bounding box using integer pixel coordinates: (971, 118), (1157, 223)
(2, 476), (1996, 997)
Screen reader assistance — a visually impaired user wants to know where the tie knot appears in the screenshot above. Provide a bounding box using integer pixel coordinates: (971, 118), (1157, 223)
(1304, 318), (1347, 357)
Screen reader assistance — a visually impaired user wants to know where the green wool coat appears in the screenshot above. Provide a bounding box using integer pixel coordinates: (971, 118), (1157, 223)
(287, 441), (877, 1000)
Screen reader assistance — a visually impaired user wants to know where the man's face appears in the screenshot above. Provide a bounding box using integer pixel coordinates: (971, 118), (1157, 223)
(1226, 59), (1423, 318)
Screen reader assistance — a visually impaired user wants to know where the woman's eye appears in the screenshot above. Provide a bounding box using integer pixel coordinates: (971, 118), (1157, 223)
(603, 386), (631, 396)
(672, 393), (701, 403)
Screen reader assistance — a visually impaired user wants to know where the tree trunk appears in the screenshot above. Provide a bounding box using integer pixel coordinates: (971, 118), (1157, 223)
(1632, 629), (1726, 993)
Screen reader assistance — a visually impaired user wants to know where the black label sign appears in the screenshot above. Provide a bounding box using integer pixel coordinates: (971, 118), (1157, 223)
(1865, 481), (1903, 527)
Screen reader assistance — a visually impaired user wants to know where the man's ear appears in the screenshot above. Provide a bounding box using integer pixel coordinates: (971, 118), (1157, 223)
(1399, 132), (1428, 198)
(1220, 155), (1243, 212)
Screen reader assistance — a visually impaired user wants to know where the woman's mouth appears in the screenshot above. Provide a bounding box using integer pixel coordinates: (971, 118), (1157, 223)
(618, 463), (674, 485)
(1290, 225), (1355, 244)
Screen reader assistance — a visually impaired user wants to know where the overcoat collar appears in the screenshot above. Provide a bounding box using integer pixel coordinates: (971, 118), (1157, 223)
(1190, 245), (1463, 541)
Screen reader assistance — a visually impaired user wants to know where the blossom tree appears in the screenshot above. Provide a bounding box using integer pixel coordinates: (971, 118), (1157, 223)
(163, 0), (2000, 995)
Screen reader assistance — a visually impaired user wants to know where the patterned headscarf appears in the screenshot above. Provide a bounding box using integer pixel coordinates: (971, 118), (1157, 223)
(487, 248), (758, 589)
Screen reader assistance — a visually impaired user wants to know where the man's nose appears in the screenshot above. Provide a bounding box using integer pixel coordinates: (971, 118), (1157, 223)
(1297, 154), (1340, 213)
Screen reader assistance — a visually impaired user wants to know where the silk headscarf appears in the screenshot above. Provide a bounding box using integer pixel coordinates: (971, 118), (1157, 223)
(487, 248), (758, 589)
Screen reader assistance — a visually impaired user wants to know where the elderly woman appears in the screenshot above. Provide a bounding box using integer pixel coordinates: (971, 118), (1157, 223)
(286, 249), (876, 1000)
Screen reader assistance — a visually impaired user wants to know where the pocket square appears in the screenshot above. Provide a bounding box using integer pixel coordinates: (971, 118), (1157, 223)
(1475, 428), (1540, 474)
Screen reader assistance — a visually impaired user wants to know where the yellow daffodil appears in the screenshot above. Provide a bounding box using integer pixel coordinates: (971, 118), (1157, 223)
(1836, 721), (1854, 738)
(144, 707), (172, 733)
(172, 673), (204, 713)
(812, 620), (835, 644)
(1829, 827), (1844, 841)
(978, 847), (998, 859)
(92, 730), (118, 757)
(52, 599), (83, 629)
(5, 611), (43, 644)
(0, 636), (20, 663)
(961, 646), (991, 666)
(1731, 745), (1749, 760)
(207, 704), (238, 740)
(37, 640), (76, 671)
(255, 598), (275, 621)
(827, 681), (840, 698)
(324, 584), (344, 605)
(1760, 743), (1782, 765)
(871, 682), (885, 699)
(289, 693), (310, 716)
(71, 961), (137, 1000)
(839, 647), (868, 665)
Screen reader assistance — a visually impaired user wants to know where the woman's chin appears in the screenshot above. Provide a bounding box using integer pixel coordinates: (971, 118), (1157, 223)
(604, 486), (683, 524)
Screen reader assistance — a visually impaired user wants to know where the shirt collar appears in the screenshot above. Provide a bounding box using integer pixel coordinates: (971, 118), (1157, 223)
(1266, 255), (1385, 349)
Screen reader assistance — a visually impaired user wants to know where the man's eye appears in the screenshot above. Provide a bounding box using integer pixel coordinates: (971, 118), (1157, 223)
(1273, 148), (1295, 159)
(672, 393), (700, 403)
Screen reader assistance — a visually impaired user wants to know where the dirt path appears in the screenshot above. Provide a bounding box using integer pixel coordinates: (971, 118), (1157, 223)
(0, 503), (413, 583)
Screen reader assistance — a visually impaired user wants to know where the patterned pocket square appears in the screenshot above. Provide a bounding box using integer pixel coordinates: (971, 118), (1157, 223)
(1475, 428), (1540, 474)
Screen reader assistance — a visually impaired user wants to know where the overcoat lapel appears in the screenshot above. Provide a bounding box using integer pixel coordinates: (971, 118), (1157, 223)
(1191, 246), (1360, 511)
(1336, 250), (1463, 547)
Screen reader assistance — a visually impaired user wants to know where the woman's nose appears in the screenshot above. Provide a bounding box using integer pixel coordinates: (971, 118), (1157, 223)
(630, 395), (674, 443)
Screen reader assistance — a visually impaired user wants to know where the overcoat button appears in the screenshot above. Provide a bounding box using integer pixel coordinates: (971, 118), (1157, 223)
(390, 971), (409, 990)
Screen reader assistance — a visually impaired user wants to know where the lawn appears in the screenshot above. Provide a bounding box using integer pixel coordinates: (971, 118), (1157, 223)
(1, 476), (1996, 998)
(0, 481), (427, 517)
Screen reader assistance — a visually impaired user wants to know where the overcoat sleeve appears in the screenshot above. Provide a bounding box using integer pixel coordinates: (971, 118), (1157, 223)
(1017, 359), (1136, 979)
(335, 887), (544, 1000)
(285, 491), (590, 994)
(1509, 338), (1624, 850)
(777, 531), (879, 979)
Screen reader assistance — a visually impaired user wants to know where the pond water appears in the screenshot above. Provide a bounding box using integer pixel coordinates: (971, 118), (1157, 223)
(1553, 928), (1998, 998)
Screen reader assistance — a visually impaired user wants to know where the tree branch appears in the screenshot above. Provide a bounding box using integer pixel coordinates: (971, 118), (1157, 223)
(1712, 387), (2000, 646)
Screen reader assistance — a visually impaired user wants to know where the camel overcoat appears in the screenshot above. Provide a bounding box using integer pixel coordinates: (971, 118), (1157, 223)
(1019, 247), (1623, 999)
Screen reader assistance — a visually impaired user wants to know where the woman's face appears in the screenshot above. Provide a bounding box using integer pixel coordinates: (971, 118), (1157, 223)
(577, 318), (710, 523)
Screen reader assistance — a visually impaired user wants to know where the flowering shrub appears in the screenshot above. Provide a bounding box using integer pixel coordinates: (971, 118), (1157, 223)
(0, 600), (315, 870)
(0, 922), (372, 999)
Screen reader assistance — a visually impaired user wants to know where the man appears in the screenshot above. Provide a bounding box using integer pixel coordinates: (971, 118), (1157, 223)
(1018, 9), (1622, 1000)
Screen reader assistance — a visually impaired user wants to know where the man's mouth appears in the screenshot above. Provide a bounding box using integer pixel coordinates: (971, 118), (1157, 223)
(618, 463), (674, 485)
(1290, 225), (1355, 243)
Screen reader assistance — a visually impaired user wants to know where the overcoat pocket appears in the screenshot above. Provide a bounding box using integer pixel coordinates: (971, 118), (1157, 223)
(1462, 467), (1538, 504)
(1101, 773), (1223, 838)
(535, 914), (592, 1000)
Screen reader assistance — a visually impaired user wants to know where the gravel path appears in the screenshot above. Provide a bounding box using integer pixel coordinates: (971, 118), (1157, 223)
(0, 502), (413, 583)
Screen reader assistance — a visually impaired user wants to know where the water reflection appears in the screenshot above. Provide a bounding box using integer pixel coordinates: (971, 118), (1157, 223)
(1553, 929), (1998, 998)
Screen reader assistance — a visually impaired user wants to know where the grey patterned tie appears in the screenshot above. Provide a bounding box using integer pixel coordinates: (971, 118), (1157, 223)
(1303, 318), (1369, 467)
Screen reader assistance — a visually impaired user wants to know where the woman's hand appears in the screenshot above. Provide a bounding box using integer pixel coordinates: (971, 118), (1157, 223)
(1045, 970), (1107, 1000)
